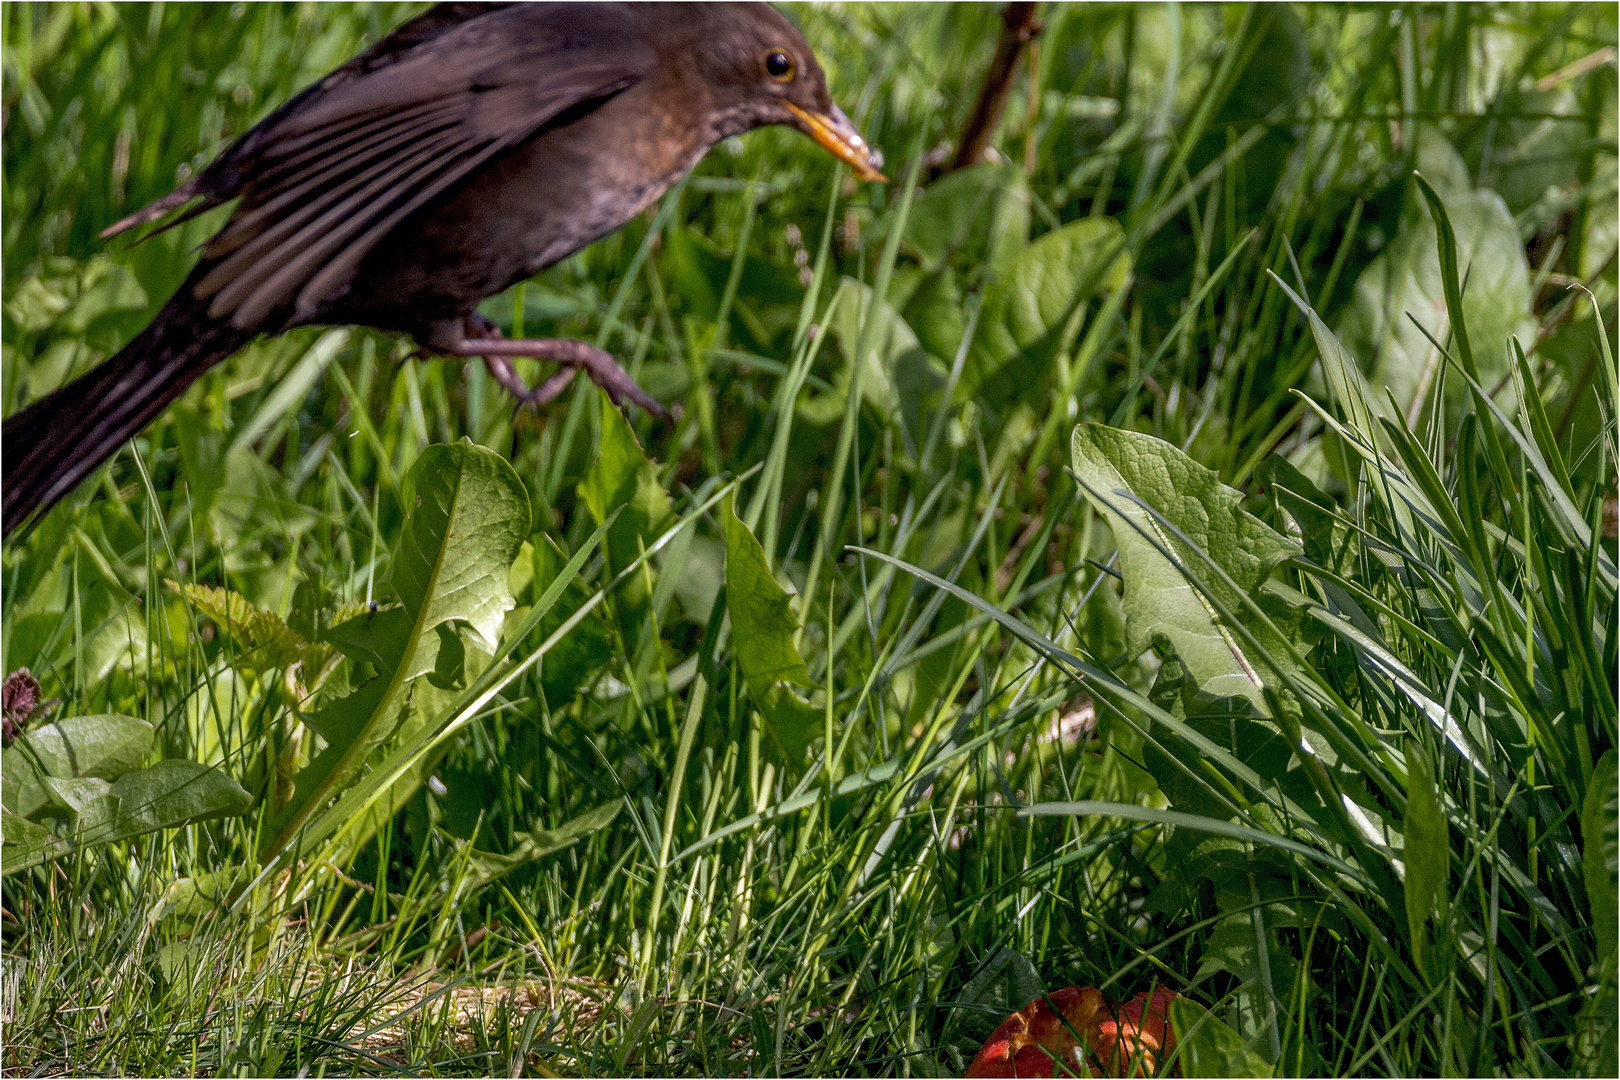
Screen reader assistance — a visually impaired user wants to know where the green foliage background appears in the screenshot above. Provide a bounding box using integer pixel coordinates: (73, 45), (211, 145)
(2, 3), (1616, 1076)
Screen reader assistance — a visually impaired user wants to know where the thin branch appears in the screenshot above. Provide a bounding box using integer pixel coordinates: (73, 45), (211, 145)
(940, 2), (1042, 178)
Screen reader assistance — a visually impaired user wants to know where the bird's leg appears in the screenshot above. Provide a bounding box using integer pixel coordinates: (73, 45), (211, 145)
(444, 315), (666, 418)
(483, 351), (580, 407)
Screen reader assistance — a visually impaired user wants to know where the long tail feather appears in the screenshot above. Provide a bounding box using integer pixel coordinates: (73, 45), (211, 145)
(3, 285), (250, 536)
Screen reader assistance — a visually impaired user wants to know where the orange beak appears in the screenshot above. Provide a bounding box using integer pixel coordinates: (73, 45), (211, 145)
(784, 102), (888, 183)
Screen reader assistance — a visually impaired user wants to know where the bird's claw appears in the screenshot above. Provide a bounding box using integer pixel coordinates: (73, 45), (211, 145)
(482, 354), (578, 407)
(455, 330), (668, 419)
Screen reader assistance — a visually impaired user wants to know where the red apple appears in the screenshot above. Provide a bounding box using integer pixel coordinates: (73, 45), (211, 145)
(965, 985), (1178, 1078)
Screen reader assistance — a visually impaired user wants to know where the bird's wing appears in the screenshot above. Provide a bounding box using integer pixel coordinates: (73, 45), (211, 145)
(96, 4), (521, 241)
(181, 4), (655, 329)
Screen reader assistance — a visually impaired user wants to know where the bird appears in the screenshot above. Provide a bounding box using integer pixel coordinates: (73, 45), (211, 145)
(2, 1), (885, 536)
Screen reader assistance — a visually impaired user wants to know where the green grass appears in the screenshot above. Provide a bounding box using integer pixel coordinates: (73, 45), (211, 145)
(3, 3), (1616, 1076)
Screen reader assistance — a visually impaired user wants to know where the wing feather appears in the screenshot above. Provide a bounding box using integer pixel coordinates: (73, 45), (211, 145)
(200, 102), (465, 262)
(186, 4), (654, 329)
(203, 133), (466, 318)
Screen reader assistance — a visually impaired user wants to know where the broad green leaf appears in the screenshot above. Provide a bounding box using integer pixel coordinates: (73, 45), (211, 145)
(724, 497), (810, 690)
(1459, 90), (1588, 214)
(1403, 739), (1449, 979)
(798, 278), (924, 424)
(1409, 123), (1474, 200)
(395, 440), (530, 657)
(281, 509), (620, 869)
(1070, 424), (1302, 711)
(108, 759), (252, 834)
(168, 580), (313, 678)
(2, 714), (153, 818)
(3, 759), (250, 875)
(147, 864), (255, 924)
(296, 672), (393, 750)
(659, 226), (805, 350)
(262, 440), (529, 862)
(899, 263), (967, 366)
(319, 641), (495, 873)
(40, 775), (114, 816)
(509, 536), (615, 707)
(1584, 750), (1619, 967)
(462, 800), (623, 893)
(829, 277), (917, 414)
(425, 622), (468, 690)
(1268, 273), (1377, 494)
(1338, 173), (1534, 421)
(208, 444), (318, 551)
(155, 941), (212, 988)
(1193, 910), (1301, 1043)
(0, 813), (59, 869)
(900, 161), (1029, 273)
(72, 532), (149, 682)
(1139, 649), (1317, 826)
(7, 255), (145, 337)
(321, 605), (411, 676)
(1170, 998), (1275, 1078)
(1254, 456), (1344, 569)
(724, 496), (818, 761)
(578, 395), (674, 574)
(957, 946), (1044, 1012)
(960, 217), (1129, 402)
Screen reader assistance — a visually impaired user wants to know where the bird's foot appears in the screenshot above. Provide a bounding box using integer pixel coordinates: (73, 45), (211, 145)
(448, 325), (667, 418)
(480, 351), (580, 408)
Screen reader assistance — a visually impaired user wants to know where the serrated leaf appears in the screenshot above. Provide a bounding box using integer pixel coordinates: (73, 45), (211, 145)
(425, 622), (468, 690)
(957, 946), (1045, 1011)
(1254, 456), (1344, 568)
(262, 440), (529, 862)
(724, 500), (810, 690)
(169, 580), (311, 678)
(274, 512), (615, 870)
(322, 605), (411, 674)
(1070, 424), (1303, 712)
(724, 496), (818, 762)
(578, 395), (673, 575)
(462, 800), (623, 893)
(1141, 645), (1308, 824)
(1192, 895), (1305, 1043)
(395, 440), (530, 657)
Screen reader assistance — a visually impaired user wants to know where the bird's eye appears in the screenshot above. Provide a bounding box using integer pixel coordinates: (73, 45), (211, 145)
(764, 51), (795, 82)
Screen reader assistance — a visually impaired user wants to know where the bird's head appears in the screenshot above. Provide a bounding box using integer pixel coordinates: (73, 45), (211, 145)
(671, 3), (887, 183)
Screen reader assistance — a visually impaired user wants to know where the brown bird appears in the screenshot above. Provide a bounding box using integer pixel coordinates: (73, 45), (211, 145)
(2, 1), (884, 535)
